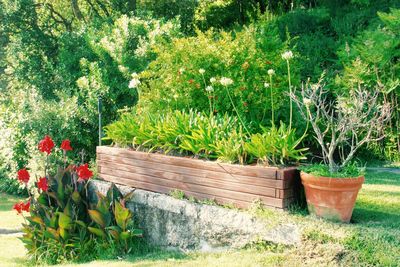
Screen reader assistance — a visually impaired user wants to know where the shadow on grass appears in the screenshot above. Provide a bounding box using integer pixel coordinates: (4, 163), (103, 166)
(364, 171), (400, 186)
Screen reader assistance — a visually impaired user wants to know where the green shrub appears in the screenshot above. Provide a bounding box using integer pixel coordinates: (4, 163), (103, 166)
(139, 19), (297, 127)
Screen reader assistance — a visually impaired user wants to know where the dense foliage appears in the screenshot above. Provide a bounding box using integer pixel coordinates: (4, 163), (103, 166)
(1, 0), (399, 181)
(104, 110), (307, 165)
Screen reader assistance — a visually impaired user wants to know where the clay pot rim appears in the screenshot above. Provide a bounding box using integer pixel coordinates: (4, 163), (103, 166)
(300, 171), (365, 181)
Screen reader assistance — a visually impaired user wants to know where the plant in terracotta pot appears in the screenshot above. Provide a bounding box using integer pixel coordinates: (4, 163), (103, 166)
(291, 78), (391, 222)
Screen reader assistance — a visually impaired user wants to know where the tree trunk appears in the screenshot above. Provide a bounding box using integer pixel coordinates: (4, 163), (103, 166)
(128, 0), (137, 14)
(71, 0), (85, 21)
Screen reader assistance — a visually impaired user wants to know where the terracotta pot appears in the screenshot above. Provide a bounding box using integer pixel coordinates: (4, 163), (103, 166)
(300, 171), (364, 223)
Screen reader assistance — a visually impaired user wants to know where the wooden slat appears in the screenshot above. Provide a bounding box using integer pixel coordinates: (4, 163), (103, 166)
(100, 174), (255, 209)
(99, 163), (277, 197)
(98, 157), (288, 189)
(98, 168), (285, 208)
(97, 146), (278, 179)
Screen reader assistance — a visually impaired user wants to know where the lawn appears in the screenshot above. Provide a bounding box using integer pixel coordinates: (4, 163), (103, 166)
(0, 170), (399, 266)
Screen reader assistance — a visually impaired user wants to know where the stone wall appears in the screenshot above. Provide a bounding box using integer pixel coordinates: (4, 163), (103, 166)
(90, 180), (301, 251)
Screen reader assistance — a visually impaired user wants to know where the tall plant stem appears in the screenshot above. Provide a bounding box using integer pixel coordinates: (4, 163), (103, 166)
(286, 60), (293, 130)
(224, 86), (251, 136)
(270, 75), (274, 124)
(201, 74), (213, 117)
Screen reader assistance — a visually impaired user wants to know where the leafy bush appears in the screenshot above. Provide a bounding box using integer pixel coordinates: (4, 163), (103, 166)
(104, 110), (307, 165)
(13, 136), (143, 264)
(138, 19), (297, 127)
(245, 122), (308, 165)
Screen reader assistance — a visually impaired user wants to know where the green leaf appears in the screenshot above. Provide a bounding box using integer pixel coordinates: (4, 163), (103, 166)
(107, 183), (123, 203)
(131, 229), (143, 237)
(114, 201), (131, 231)
(88, 227), (106, 238)
(72, 191), (81, 203)
(59, 227), (69, 240)
(120, 231), (131, 240)
(88, 210), (106, 228)
(58, 213), (72, 230)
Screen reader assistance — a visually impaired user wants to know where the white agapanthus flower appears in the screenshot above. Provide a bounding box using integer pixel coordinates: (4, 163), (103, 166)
(267, 69), (275, 76)
(311, 84), (319, 91)
(206, 86), (214, 92)
(281, 50), (294, 60)
(199, 69), (205, 74)
(303, 98), (312, 106)
(210, 77), (216, 83)
(76, 76), (89, 89)
(264, 82), (270, 88)
(129, 73), (141, 88)
(220, 77), (233, 86)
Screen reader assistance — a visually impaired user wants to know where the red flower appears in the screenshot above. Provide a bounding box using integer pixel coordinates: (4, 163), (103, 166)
(188, 79), (194, 84)
(13, 202), (23, 214)
(60, 139), (73, 151)
(38, 135), (55, 155)
(77, 164), (93, 181)
(22, 201), (30, 212)
(17, 169), (30, 184)
(37, 177), (49, 192)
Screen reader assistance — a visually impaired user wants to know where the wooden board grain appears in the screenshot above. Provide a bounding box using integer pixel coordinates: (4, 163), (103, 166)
(96, 146), (299, 209)
(97, 146), (278, 179)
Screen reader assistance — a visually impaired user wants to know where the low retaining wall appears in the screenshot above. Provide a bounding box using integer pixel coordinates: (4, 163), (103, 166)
(96, 146), (300, 209)
(90, 180), (301, 251)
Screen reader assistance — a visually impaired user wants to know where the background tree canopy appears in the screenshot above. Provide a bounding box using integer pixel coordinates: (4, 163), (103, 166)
(0, 0), (399, 179)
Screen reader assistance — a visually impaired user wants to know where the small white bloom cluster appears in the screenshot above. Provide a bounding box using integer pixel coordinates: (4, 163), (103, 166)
(303, 98), (312, 106)
(267, 69), (275, 76)
(206, 86), (214, 92)
(179, 67), (185, 74)
(220, 77), (233, 86)
(76, 76), (89, 89)
(210, 77), (216, 83)
(129, 72), (141, 89)
(281, 50), (294, 60)
(264, 83), (270, 88)
(199, 69), (205, 74)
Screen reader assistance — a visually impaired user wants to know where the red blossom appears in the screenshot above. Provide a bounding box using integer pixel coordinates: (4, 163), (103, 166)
(77, 164), (93, 181)
(243, 102), (248, 107)
(17, 169), (30, 184)
(60, 139), (73, 151)
(188, 79), (194, 84)
(22, 201), (30, 212)
(37, 177), (49, 192)
(13, 202), (23, 214)
(38, 135), (55, 155)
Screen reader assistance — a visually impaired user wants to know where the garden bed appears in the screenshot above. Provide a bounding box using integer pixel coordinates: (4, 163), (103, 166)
(96, 146), (300, 209)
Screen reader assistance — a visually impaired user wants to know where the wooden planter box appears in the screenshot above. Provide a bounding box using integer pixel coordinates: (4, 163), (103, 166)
(96, 146), (300, 209)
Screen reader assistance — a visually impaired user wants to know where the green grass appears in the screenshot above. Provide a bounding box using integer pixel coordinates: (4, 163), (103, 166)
(0, 170), (399, 266)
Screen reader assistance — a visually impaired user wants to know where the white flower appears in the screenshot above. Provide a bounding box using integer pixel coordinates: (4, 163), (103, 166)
(281, 50), (294, 61)
(76, 76), (89, 89)
(199, 69), (205, 74)
(264, 83), (270, 88)
(129, 78), (141, 89)
(220, 77), (233, 86)
(131, 72), (139, 78)
(173, 94), (179, 99)
(303, 98), (311, 106)
(267, 69), (275, 76)
(311, 84), (319, 91)
(210, 77), (216, 84)
(206, 86), (214, 92)
(179, 67), (185, 74)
